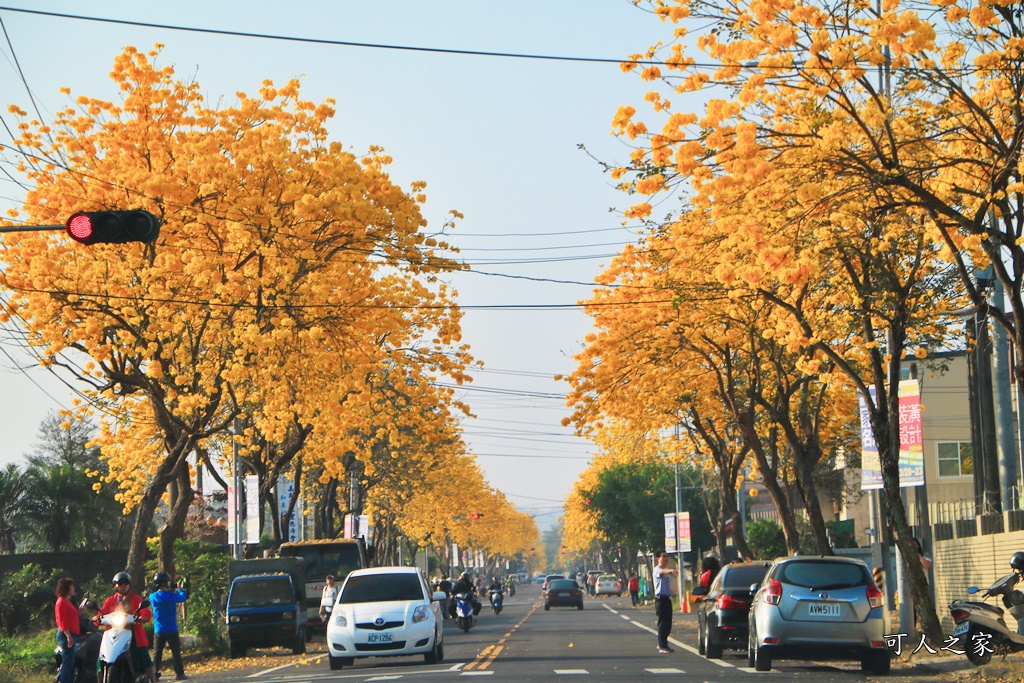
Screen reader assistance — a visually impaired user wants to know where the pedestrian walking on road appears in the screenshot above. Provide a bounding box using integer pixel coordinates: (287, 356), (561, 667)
(653, 551), (678, 653)
(628, 573), (640, 607)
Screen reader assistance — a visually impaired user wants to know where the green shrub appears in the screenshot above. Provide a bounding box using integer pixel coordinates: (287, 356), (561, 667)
(144, 538), (229, 649)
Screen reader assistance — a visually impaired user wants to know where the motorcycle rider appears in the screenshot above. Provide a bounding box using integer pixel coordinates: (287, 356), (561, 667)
(488, 577), (503, 599)
(96, 572), (157, 683)
(451, 572), (480, 617)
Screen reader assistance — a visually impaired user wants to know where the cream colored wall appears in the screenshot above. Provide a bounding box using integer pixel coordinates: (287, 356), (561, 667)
(917, 355), (974, 505)
(933, 531), (1024, 633)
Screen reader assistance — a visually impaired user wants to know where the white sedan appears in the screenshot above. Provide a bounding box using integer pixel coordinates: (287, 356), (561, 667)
(326, 566), (446, 670)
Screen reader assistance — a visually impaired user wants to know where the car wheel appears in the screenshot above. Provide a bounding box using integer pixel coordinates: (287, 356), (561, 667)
(577, 602), (584, 610)
(329, 654), (344, 670)
(544, 604), (550, 611)
(861, 650), (891, 675)
(747, 638), (755, 668)
(425, 634), (442, 664)
(697, 620), (705, 655)
(755, 645), (773, 672)
(705, 629), (723, 660)
(229, 642), (246, 659)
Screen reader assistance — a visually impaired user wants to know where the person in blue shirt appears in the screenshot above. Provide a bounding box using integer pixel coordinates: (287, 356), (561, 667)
(150, 572), (188, 681)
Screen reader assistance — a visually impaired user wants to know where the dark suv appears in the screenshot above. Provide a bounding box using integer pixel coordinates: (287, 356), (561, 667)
(692, 562), (772, 658)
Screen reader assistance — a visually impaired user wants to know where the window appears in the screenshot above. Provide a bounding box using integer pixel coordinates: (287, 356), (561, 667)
(339, 574), (425, 604)
(938, 441), (973, 477)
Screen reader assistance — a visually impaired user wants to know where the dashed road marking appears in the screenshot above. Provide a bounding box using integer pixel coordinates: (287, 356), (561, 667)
(554, 670), (589, 674)
(604, 604), (736, 669)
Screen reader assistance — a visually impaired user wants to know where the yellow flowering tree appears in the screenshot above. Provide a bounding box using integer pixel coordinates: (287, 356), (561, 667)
(0, 46), (470, 581)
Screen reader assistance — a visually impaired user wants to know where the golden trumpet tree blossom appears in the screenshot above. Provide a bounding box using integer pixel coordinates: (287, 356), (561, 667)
(0, 46), (471, 581)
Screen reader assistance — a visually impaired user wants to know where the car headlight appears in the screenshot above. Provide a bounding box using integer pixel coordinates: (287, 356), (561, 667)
(228, 615), (240, 624)
(412, 605), (430, 623)
(333, 614), (347, 627)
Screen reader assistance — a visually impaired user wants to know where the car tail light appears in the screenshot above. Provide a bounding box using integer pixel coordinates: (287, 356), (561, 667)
(716, 594), (748, 610)
(866, 582), (883, 609)
(950, 608), (970, 622)
(763, 580), (782, 606)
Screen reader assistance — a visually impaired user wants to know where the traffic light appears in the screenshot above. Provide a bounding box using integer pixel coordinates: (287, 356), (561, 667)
(65, 210), (160, 245)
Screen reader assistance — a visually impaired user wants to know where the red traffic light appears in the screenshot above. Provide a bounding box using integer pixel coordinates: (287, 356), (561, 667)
(66, 210), (160, 245)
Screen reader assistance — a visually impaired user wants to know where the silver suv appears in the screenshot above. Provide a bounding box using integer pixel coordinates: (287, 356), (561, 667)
(747, 556), (890, 674)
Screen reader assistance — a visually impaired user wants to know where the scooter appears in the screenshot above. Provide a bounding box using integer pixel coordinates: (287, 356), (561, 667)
(489, 588), (504, 615)
(506, 582), (516, 598)
(454, 592), (476, 632)
(96, 600), (151, 683)
(950, 553), (1024, 665)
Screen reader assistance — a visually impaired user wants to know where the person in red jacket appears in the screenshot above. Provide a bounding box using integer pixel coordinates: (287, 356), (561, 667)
(627, 574), (641, 607)
(55, 577), (82, 683)
(97, 572), (157, 683)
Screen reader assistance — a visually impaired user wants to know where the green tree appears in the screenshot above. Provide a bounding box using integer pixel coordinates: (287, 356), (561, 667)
(744, 518), (787, 561)
(582, 461), (713, 556)
(0, 464), (26, 553)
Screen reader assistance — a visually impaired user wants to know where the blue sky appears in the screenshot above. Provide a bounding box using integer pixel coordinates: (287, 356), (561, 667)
(0, 1), (681, 525)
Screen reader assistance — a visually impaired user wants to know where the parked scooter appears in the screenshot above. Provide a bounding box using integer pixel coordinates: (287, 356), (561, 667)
(95, 599), (151, 683)
(489, 588), (504, 615)
(454, 593), (476, 632)
(950, 552), (1024, 664)
(51, 600), (102, 683)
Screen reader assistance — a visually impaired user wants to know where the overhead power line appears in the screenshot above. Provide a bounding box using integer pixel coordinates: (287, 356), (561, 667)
(0, 6), (655, 66)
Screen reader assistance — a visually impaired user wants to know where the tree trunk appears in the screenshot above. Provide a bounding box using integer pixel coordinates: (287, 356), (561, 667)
(158, 466), (195, 576)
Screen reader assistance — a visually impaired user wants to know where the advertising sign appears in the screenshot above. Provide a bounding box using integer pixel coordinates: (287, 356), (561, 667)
(677, 511), (692, 552)
(860, 379), (924, 490)
(245, 475), (260, 544)
(664, 513), (677, 554)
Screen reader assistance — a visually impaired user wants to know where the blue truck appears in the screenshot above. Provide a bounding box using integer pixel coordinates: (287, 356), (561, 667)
(226, 558), (308, 659)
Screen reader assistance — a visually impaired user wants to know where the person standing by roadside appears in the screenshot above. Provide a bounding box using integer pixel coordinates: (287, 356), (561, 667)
(151, 572), (189, 681)
(55, 577), (82, 683)
(437, 575), (453, 620)
(319, 575), (340, 623)
(628, 573), (640, 607)
(653, 552), (678, 653)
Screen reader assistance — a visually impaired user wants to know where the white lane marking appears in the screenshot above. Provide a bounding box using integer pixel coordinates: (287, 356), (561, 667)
(620, 614), (631, 620)
(554, 670), (589, 674)
(366, 677), (403, 681)
(605, 605), (736, 669)
(460, 672), (495, 676)
(645, 668), (685, 674)
(448, 663), (466, 671)
(607, 607), (619, 615)
(248, 654), (326, 677)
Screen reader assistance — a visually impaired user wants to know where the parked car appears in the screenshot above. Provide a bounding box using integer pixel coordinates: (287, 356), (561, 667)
(325, 567), (446, 671)
(594, 574), (622, 596)
(543, 574), (566, 591)
(692, 561), (772, 658)
(747, 556), (890, 675)
(544, 579), (585, 611)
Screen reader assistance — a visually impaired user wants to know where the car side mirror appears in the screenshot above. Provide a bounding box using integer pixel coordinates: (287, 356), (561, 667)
(749, 584), (760, 594)
(691, 586), (708, 597)
(432, 591), (447, 602)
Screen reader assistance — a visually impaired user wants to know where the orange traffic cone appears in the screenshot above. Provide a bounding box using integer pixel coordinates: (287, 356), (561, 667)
(681, 591), (690, 613)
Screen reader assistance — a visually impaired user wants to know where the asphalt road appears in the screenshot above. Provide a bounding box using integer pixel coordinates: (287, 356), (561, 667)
(176, 588), (939, 682)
